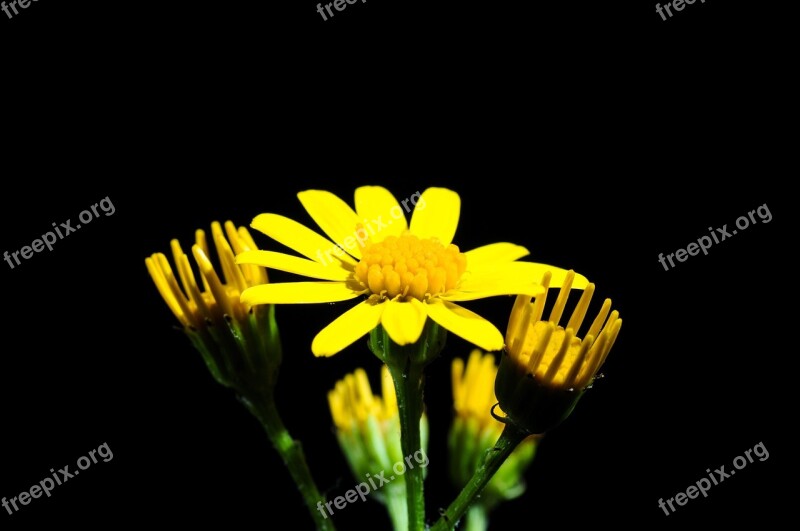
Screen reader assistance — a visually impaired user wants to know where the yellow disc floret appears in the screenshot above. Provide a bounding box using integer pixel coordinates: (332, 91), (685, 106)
(354, 233), (467, 301)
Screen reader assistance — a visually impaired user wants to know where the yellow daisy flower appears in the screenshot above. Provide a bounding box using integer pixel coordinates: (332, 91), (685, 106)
(497, 270), (622, 434)
(237, 186), (587, 357)
(146, 221), (267, 329)
(504, 270), (622, 392)
(145, 221), (280, 392)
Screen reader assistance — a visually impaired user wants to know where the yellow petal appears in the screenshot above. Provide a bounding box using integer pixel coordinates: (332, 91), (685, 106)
(424, 300), (504, 351)
(409, 187), (460, 245)
(241, 281), (365, 305)
(145, 255), (191, 327)
(192, 246), (239, 320)
(211, 222), (247, 294)
(380, 298), (427, 345)
(298, 190), (363, 259)
(311, 300), (385, 357)
(440, 277), (544, 301)
(251, 213), (356, 267)
(354, 186), (408, 242)
(464, 243), (530, 268)
(236, 250), (351, 281)
(469, 262), (589, 290)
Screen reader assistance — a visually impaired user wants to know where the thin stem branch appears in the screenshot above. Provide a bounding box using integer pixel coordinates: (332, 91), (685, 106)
(242, 394), (336, 531)
(430, 424), (527, 531)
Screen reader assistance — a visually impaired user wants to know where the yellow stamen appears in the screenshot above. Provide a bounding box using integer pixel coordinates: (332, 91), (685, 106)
(172, 241), (211, 319)
(564, 335), (594, 388)
(530, 270), (552, 322)
(194, 229), (211, 292)
(155, 253), (195, 326)
(145, 254), (192, 327)
(505, 293), (531, 348)
(192, 245), (234, 321)
(353, 233), (467, 301)
(526, 321), (556, 373)
(548, 270), (575, 324)
(586, 299), (612, 340)
(543, 328), (576, 383)
(506, 270), (622, 389)
(566, 283), (595, 334)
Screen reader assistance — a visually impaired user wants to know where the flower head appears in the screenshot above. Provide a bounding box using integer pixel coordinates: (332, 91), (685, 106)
(329, 365), (405, 443)
(328, 365), (428, 528)
(145, 221), (281, 393)
(496, 270), (622, 434)
(238, 186), (586, 357)
(450, 350), (537, 510)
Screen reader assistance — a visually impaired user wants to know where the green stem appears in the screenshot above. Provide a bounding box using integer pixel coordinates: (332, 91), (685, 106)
(387, 360), (426, 531)
(368, 322), (445, 531)
(465, 504), (489, 531)
(430, 424), (527, 531)
(242, 393), (335, 531)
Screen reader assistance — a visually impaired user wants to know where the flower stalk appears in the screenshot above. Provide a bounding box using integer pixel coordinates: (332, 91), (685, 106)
(241, 391), (335, 531)
(431, 423), (529, 531)
(369, 321), (446, 531)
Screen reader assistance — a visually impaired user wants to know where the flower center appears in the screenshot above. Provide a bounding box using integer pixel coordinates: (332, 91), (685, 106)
(354, 233), (467, 301)
(521, 322), (585, 386)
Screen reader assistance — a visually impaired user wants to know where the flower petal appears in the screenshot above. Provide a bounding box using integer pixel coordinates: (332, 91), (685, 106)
(424, 300), (504, 351)
(241, 282), (365, 305)
(251, 213), (356, 266)
(466, 261), (589, 290)
(354, 186), (408, 242)
(381, 298), (427, 345)
(312, 300), (385, 357)
(501, 262), (590, 289)
(441, 274), (544, 302)
(464, 243), (530, 269)
(236, 250), (351, 281)
(298, 190), (363, 259)
(409, 187), (460, 245)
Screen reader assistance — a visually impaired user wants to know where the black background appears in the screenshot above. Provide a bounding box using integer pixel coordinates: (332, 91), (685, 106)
(1, 0), (793, 529)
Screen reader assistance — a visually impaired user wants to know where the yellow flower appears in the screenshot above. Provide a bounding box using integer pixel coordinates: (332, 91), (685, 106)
(145, 221), (280, 392)
(328, 365), (428, 529)
(146, 221), (267, 328)
(505, 270), (621, 390)
(329, 365), (429, 469)
(329, 365), (400, 436)
(452, 350), (503, 437)
(237, 186), (587, 356)
(497, 270), (622, 433)
(450, 350), (537, 507)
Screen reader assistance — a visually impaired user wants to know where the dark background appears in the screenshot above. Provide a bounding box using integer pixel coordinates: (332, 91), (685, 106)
(1, 0), (793, 529)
